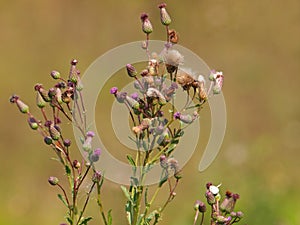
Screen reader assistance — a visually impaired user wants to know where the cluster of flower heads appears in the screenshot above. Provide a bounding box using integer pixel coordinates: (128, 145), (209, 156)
(10, 59), (100, 165)
(110, 3), (224, 163)
(193, 183), (243, 225)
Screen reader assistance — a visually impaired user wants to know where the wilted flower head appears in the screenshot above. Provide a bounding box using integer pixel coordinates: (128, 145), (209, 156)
(163, 49), (184, 68)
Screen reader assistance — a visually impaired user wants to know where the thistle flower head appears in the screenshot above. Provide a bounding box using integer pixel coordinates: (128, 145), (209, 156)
(158, 3), (171, 26)
(140, 13), (153, 34)
(110, 87), (118, 94)
(28, 116), (39, 130)
(50, 70), (61, 79)
(48, 176), (59, 186)
(63, 139), (71, 147)
(10, 95), (30, 114)
(92, 171), (102, 183)
(86, 131), (95, 138)
(90, 148), (101, 163)
(126, 64), (138, 77)
(44, 136), (53, 145)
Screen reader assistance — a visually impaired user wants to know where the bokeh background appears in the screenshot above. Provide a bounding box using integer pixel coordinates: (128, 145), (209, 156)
(1, 0), (300, 224)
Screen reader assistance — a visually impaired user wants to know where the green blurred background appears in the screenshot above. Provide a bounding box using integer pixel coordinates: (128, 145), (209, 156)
(1, 0), (300, 224)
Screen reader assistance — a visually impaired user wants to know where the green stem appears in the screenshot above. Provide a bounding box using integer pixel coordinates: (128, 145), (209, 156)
(97, 182), (108, 225)
(76, 182), (96, 225)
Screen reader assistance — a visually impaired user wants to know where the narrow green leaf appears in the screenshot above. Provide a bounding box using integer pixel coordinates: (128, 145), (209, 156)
(126, 155), (136, 167)
(78, 217), (92, 225)
(66, 217), (73, 225)
(65, 165), (71, 176)
(107, 209), (112, 225)
(57, 194), (68, 208)
(121, 186), (132, 203)
(159, 175), (168, 187)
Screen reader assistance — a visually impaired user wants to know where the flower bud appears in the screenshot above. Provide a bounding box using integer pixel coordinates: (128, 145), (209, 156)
(158, 3), (171, 26)
(44, 136), (53, 145)
(236, 211), (244, 218)
(73, 160), (81, 169)
(110, 87), (118, 94)
(28, 116), (39, 130)
(63, 139), (71, 147)
(82, 131), (95, 151)
(126, 64), (138, 77)
(198, 201), (207, 213)
(205, 190), (215, 205)
(55, 88), (63, 104)
(50, 70), (61, 79)
(35, 84), (51, 102)
(48, 88), (56, 99)
(116, 92), (127, 103)
(92, 171), (102, 183)
(48, 176), (59, 186)
(49, 123), (61, 140)
(89, 148), (101, 163)
(10, 95), (30, 114)
(160, 155), (168, 169)
(140, 13), (153, 34)
(17, 99), (29, 114)
(126, 96), (140, 110)
(36, 92), (46, 108)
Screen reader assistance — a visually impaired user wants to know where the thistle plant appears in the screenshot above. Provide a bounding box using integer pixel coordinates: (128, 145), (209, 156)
(193, 183), (243, 225)
(10, 60), (108, 225)
(9, 3), (243, 225)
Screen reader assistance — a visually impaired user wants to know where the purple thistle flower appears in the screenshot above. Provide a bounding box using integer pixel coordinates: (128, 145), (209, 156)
(90, 148), (101, 163)
(130, 92), (139, 100)
(110, 87), (118, 95)
(174, 112), (181, 119)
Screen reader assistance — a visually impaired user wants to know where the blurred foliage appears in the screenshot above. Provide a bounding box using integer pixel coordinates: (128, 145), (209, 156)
(1, 0), (300, 225)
